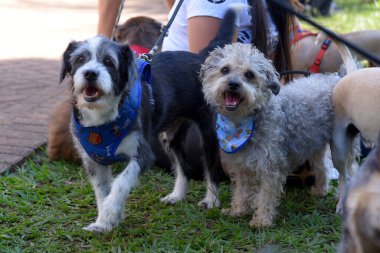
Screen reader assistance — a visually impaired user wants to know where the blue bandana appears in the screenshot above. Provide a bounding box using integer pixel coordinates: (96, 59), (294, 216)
(216, 114), (255, 154)
(72, 59), (152, 165)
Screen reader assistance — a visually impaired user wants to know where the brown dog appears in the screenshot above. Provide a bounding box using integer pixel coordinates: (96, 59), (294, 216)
(291, 0), (380, 73)
(113, 16), (162, 54)
(48, 97), (81, 163)
(332, 66), (380, 211)
(338, 132), (380, 253)
(47, 16), (161, 163)
(317, 31), (380, 213)
(293, 29), (380, 73)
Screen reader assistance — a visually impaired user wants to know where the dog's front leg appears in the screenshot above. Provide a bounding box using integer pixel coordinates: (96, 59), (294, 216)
(224, 170), (253, 217)
(83, 159), (141, 232)
(197, 116), (221, 209)
(83, 159), (112, 209)
(249, 171), (284, 228)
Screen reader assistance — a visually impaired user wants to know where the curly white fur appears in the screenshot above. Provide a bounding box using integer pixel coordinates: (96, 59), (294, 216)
(201, 43), (341, 227)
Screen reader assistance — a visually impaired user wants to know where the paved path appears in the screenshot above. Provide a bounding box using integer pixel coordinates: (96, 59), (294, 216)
(0, 0), (167, 173)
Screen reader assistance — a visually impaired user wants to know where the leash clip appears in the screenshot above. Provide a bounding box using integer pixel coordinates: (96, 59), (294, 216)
(139, 53), (152, 63)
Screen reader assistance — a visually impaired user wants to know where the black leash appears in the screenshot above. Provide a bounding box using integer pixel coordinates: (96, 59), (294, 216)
(270, 0), (380, 66)
(280, 70), (311, 77)
(112, 0), (126, 39)
(139, 0), (185, 62)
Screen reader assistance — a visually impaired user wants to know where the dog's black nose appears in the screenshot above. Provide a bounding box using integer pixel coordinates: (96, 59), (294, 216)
(228, 81), (240, 91)
(84, 70), (98, 82)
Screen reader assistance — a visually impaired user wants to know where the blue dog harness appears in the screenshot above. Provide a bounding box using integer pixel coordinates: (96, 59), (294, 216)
(72, 59), (152, 165)
(216, 114), (255, 154)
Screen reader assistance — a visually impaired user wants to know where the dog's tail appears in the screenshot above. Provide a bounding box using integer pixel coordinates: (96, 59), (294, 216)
(315, 32), (357, 74)
(198, 5), (243, 59)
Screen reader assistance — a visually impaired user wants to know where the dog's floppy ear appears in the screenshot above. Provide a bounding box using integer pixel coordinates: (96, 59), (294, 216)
(119, 44), (137, 84)
(265, 69), (281, 95)
(59, 41), (79, 83)
(120, 44), (135, 65)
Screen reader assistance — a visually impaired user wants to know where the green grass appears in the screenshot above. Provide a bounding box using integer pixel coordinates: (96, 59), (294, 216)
(1, 0), (378, 252)
(302, 0), (380, 33)
(1, 148), (340, 253)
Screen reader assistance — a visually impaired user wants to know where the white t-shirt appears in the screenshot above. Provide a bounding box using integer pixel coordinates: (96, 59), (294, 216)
(162, 0), (278, 52)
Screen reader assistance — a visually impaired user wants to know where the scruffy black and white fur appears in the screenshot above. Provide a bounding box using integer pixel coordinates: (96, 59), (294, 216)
(59, 9), (237, 232)
(200, 43), (340, 227)
(60, 36), (154, 232)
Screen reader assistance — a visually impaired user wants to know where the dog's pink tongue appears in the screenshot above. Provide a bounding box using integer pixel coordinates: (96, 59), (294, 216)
(225, 93), (240, 107)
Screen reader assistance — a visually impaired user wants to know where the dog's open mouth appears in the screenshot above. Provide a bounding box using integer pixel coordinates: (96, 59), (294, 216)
(82, 85), (103, 102)
(224, 91), (243, 111)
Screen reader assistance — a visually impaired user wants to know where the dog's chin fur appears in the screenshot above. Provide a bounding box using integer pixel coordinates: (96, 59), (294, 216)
(338, 133), (380, 253)
(201, 43), (345, 228)
(74, 93), (121, 127)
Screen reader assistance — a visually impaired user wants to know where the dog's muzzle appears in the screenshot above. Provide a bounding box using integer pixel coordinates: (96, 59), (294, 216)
(82, 70), (103, 102)
(223, 82), (243, 111)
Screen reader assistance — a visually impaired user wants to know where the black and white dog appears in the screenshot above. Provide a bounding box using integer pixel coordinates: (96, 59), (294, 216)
(59, 9), (237, 232)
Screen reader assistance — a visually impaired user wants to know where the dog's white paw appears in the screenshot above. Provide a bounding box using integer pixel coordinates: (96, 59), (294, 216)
(221, 207), (249, 217)
(83, 222), (113, 232)
(311, 184), (328, 196)
(249, 215), (274, 228)
(197, 197), (220, 209)
(160, 193), (184, 204)
(84, 200), (123, 232)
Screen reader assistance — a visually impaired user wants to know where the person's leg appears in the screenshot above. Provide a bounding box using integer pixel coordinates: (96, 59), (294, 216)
(97, 0), (122, 38)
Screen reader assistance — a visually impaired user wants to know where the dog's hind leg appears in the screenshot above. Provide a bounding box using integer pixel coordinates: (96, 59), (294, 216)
(331, 123), (359, 214)
(309, 149), (329, 197)
(198, 160), (221, 209)
(160, 120), (192, 204)
(196, 114), (222, 209)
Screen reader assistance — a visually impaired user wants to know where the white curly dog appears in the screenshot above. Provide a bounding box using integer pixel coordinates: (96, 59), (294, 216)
(201, 43), (343, 227)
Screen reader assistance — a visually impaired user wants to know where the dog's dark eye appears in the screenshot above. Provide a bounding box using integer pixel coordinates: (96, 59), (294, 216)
(245, 71), (255, 80)
(104, 57), (115, 68)
(77, 56), (85, 64)
(221, 66), (230, 75)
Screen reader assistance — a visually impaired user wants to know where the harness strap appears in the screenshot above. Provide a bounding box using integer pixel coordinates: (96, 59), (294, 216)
(291, 27), (317, 45)
(308, 38), (332, 73)
(292, 28), (332, 73)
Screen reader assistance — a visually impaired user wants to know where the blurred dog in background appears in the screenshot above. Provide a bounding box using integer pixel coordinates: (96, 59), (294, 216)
(338, 132), (380, 253)
(291, 0), (380, 73)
